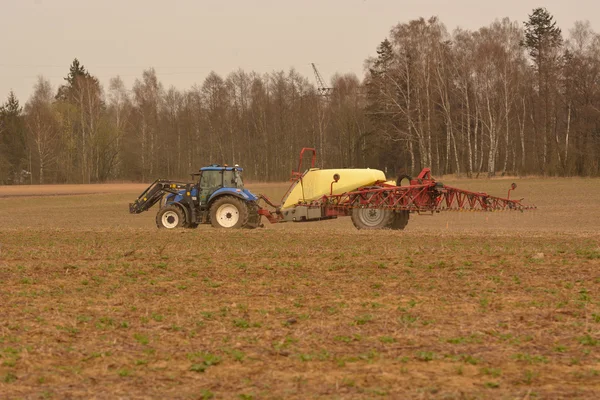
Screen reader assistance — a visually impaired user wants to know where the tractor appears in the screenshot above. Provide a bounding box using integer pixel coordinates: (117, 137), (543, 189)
(129, 164), (262, 229)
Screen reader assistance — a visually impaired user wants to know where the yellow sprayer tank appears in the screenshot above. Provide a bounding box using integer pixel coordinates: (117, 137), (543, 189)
(281, 168), (387, 210)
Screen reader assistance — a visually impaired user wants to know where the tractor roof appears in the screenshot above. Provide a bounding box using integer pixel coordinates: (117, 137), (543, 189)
(200, 164), (243, 172)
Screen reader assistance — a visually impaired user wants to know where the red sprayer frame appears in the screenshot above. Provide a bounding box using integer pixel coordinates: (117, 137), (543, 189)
(256, 149), (536, 223)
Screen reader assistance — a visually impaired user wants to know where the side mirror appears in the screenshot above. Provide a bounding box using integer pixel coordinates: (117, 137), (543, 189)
(333, 173), (340, 182)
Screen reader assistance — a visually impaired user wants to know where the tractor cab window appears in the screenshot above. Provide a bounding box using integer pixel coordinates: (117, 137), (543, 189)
(200, 170), (221, 189)
(223, 169), (244, 189)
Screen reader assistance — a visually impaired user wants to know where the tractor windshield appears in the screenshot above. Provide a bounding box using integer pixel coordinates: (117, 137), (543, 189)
(223, 169), (243, 189)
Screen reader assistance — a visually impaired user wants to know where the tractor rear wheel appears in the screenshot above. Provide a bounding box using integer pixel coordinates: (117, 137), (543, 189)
(244, 202), (262, 229)
(351, 208), (395, 230)
(209, 196), (249, 229)
(156, 205), (186, 229)
(391, 210), (410, 230)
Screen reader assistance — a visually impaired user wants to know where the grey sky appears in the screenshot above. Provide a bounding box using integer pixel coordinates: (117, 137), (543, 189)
(1, 0), (598, 103)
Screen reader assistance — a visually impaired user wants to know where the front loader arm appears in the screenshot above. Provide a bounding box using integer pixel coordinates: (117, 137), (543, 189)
(129, 180), (190, 214)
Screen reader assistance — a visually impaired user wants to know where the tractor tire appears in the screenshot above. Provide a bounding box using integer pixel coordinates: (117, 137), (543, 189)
(244, 202), (262, 229)
(351, 207), (395, 230)
(391, 210), (410, 230)
(156, 205), (186, 229)
(209, 196), (249, 229)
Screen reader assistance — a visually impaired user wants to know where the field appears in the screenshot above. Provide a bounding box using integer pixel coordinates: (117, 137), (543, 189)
(0, 177), (599, 399)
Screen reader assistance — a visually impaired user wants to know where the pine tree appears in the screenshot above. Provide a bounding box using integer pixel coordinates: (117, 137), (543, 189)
(523, 8), (563, 71)
(2, 91), (22, 116)
(523, 8), (563, 174)
(0, 91), (26, 183)
(56, 58), (94, 101)
(369, 38), (394, 77)
(366, 39), (395, 114)
(365, 38), (404, 172)
(65, 58), (89, 86)
(53, 58), (104, 183)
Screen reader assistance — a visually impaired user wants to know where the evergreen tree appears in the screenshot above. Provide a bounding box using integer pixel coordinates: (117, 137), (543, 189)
(523, 8), (564, 174)
(65, 58), (89, 86)
(369, 38), (394, 77)
(365, 38), (406, 172)
(366, 38), (395, 117)
(523, 8), (563, 69)
(0, 91), (26, 183)
(56, 58), (95, 101)
(53, 58), (105, 183)
(2, 91), (21, 115)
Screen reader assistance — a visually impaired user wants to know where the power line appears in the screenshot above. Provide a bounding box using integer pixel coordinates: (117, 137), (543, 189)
(0, 60), (364, 71)
(2, 71), (223, 79)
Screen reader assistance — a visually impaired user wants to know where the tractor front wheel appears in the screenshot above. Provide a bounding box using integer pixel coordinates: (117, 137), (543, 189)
(209, 196), (249, 229)
(156, 205), (186, 229)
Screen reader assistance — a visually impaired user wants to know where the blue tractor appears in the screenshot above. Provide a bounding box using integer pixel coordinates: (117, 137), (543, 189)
(129, 164), (263, 229)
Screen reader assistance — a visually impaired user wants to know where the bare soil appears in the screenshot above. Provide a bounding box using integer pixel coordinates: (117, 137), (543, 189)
(0, 183), (148, 198)
(0, 178), (598, 399)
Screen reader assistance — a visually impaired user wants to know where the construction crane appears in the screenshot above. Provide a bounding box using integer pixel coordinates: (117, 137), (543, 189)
(311, 63), (333, 96)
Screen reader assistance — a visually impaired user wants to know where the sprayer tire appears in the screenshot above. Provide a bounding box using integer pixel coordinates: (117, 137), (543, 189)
(396, 174), (413, 186)
(351, 207), (395, 230)
(391, 210), (410, 230)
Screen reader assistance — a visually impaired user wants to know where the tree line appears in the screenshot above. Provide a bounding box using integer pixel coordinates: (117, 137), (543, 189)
(1, 8), (599, 184)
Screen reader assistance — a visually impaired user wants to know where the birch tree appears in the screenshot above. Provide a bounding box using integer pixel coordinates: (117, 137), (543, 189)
(25, 77), (58, 184)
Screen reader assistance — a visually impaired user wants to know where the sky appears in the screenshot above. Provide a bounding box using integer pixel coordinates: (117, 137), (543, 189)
(1, 0), (598, 103)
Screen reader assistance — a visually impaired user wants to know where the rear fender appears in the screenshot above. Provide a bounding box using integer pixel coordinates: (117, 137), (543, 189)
(208, 188), (256, 206)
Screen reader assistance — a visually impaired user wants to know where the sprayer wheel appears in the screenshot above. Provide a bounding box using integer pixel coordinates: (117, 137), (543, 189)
(390, 210), (410, 230)
(351, 207), (395, 230)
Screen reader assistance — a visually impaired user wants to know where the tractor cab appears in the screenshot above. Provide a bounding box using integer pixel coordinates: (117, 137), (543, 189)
(197, 165), (245, 205)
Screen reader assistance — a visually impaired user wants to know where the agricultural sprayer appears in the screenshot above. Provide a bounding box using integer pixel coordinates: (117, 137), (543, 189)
(129, 148), (536, 229)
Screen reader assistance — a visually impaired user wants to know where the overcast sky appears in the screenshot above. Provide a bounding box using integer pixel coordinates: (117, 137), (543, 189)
(1, 0), (598, 103)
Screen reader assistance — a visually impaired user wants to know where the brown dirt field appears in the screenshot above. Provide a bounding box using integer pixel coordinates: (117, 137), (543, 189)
(0, 178), (599, 399)
(0, 183), (149, 198)
(0, 181), (289, 198)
